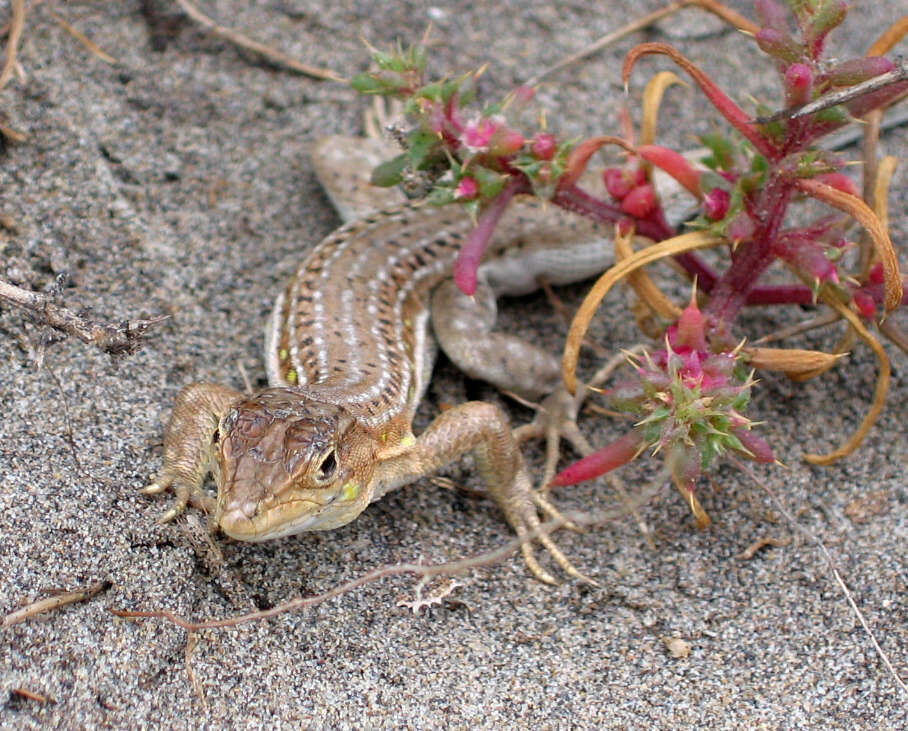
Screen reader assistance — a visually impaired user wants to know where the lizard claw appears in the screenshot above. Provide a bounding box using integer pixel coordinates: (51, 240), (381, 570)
(508, 456), (599, 586)
(514, 506), (599, 586)
(513, 383), (594, 500)
(142, 473), (216, 524)
(142, 473), (191, 524)
(140, 481), (167, 495)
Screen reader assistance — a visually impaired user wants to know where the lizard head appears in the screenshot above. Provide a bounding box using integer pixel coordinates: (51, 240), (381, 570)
(213, 389), (379, 540)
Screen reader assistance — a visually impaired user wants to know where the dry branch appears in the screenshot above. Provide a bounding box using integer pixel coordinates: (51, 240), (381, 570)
(0, 278), (166, 356)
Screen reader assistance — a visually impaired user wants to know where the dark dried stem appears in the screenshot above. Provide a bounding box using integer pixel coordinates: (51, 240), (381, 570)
(0, 278), (166, 356)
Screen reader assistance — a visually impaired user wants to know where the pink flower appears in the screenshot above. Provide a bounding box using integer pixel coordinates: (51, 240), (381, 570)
(852, 290), (876, 319)
(603, 168), (634, 200)
(461, 117), (500, 151)
(785, 63), (812, 107)
(455, 176), (480, 200)
(490, 128), (525, 156)
(620, 183), (657, 218)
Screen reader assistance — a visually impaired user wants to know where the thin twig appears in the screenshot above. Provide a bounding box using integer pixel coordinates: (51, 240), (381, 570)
(736, 535), (791, 560)
(732, 457), (908, 696)
(0, 121), (27, 142)
(0, 278), (167, 356)
(538, 276), (611, 359)
(2, 580), (111, 627)
(524, 0), (758, 88)
(0, 0), (26, 90)
(11, 688), (53, 704)
(50, 11), (117, 64)
(754, 60), (908, 124)
(823, 106), (908, 151)
(587, 344), (646, 392)
(523, 2), (689, 87)
(753, 311), (842, 345)
(878, 318), (908, 357)
(111, 495), (659, 631)
(185, 633), (209, 712)
(47, 367), (83, 474)
(858, 109), (884, 275)
(174, 0), (343, 81)
(609, 474), (656, 549)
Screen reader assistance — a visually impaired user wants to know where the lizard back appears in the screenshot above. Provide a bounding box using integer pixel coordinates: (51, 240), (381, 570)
(267, 197), (608, 432)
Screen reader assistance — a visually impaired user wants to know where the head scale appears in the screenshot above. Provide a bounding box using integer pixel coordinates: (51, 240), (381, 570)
(214, 388), (377, 540)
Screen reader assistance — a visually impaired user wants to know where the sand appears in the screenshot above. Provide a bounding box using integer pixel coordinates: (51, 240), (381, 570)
(1, 1), (906, 727)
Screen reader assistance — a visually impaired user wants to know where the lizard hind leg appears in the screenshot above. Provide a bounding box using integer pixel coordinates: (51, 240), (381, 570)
(431, 277), (594, 497)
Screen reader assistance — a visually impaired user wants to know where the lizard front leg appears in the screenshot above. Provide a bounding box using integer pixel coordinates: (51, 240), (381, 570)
(143, 382), (243, 523)
(372, 401), (590, 584)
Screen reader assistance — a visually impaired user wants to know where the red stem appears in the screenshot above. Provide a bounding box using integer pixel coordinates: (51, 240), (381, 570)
(704, 176), (793, 333)
(552, 184), (673, 240)
(454, 177), (530, 294)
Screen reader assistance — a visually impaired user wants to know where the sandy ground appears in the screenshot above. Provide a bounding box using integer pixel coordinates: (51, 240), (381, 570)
(1, 1), (906, 727)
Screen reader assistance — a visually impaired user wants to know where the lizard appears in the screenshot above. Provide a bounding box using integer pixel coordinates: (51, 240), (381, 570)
(144, 132), (617, 584)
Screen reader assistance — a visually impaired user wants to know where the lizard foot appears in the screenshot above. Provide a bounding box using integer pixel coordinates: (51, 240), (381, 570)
(141, 474), (216, 525)
(513, 347), (642, 493)
(512, 384), (594, 497)
(517, 492), (600, 587)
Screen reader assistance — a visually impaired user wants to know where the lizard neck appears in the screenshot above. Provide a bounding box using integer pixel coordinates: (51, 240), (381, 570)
(267, 202), (470, 429)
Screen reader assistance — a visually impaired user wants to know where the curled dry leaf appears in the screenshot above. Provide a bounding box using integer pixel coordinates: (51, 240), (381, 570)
(866, 15), (908, 57)
(796, 178), (902, 312)
(622, 42), (776, 158)
(744, 346), (847, 378)
(640, 71), (687, 147)
(871, 155), (897, 238)
(558, 135), (635, 190)
(803, 294), (891, 465)
(685, 0), (760, 36)
(615, 230), (683, 321)
(562, 231), (725, 394)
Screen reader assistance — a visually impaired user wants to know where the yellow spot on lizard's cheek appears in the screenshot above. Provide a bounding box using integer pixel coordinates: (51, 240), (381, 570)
(279, 348), (289, 361)
(341, 481), (360, 501)
(399, 434), (415, 448)
(286, 368), (298, 384)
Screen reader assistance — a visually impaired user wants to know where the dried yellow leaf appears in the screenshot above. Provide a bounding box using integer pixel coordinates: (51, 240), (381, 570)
(640, 71), (686, 147)
(797, 178), (902, 312)
(744, 346), (847, 378)
(803, 294), (890, 465)
(562, 231), (724, 393)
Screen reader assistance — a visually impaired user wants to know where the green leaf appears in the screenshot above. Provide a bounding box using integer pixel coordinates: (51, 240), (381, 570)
(457, 75), (478, 106)
(472, 167), (507, 199)
(699, 170), (731, 193)
(699, 132), (735, 171)
(372, 50), (398, 70)
(350, 73), (387, 95)
(814, 104), (850, 125)
(417, 81), (445, 102)
(427, 186), (456, 206)
(369, 153), (408, 187)
(408, 129), (441, 169)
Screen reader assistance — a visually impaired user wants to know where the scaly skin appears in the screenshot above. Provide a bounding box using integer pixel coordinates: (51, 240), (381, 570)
(146, 136), (614, 583)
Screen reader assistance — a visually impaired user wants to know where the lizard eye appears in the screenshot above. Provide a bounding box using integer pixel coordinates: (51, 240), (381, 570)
(314, 450), (337, 482)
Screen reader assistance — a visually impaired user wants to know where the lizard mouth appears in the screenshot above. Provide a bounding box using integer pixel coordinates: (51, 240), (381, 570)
(217, 496), (329, 542)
